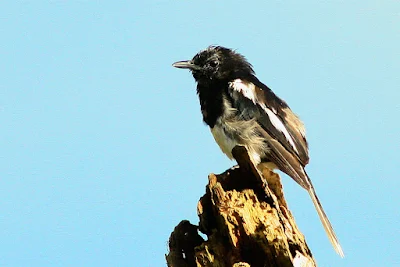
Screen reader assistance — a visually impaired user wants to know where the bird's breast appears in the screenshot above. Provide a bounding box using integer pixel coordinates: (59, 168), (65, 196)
(210, 106), (269, 165)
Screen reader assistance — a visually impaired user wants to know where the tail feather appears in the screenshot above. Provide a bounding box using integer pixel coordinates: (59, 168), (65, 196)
(308, 186), (344, 258)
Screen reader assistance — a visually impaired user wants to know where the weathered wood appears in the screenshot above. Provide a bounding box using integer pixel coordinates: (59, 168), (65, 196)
(166, 146), (316, 267)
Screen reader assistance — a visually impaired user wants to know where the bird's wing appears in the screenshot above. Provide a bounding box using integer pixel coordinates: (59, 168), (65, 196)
(227, 78), (344, 256)
(228, 77), (309, 165)
(227, 78), (309, 188)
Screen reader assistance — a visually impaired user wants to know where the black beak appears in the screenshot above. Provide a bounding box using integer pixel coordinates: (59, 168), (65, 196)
(172, 60), (200, 70)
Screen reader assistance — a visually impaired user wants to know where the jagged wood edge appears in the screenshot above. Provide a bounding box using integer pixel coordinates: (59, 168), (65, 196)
(166, 145), (316, 267)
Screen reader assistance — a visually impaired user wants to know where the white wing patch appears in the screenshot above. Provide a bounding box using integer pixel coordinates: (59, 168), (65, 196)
(229, 79), (257, 103)
(229, 79), (298, 153)
(264, 108), (298, 153)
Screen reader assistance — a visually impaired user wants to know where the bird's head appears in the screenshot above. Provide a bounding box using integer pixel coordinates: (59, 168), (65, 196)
(172, 46), (254, 82)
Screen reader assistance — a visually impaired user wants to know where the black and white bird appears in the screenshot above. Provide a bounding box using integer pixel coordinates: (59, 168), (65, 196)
(172, 46), (343, 257)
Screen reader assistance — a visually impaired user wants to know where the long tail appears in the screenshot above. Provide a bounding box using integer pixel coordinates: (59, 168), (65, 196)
(307, 185), (344, 257)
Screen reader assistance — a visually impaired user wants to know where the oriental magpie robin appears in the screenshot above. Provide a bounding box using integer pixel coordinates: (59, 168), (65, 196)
(172, 46), (343, 257)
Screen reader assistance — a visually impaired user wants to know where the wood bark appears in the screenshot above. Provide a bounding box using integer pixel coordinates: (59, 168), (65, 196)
(166, 146), (316, 267)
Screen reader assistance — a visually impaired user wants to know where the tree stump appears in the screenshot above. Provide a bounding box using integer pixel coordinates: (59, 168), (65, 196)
(166, 146), (316, 267)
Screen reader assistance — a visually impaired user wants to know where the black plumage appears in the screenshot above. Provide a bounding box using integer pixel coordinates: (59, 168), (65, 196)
(173, 46), (343, 257)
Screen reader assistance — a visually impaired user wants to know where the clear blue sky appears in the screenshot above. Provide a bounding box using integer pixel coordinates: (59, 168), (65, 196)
(1, 1), (399, 266)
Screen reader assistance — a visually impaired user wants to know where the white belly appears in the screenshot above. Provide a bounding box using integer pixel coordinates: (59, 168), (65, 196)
(210, 120), (267, 165)
(209, 94), (271, 166)
(210, 124), (238, 160)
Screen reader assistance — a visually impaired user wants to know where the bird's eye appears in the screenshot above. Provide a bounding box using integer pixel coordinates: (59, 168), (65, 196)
(209, 60), (218, 68)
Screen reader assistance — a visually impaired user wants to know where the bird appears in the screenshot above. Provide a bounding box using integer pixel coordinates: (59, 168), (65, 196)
(172, 45), (344, 257)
